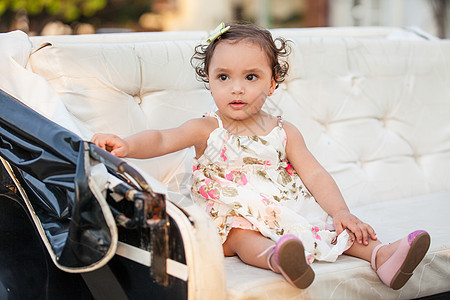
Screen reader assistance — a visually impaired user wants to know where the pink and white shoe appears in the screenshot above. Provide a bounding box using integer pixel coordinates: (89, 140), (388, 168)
(265, 235), (315, 289)
(371, 230), (431, 290)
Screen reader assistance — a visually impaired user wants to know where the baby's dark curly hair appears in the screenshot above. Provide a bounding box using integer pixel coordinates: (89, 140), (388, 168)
(191, 23), (291, 88)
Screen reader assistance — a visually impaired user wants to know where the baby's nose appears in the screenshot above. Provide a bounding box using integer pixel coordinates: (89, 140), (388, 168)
(231, 81), (245, 94)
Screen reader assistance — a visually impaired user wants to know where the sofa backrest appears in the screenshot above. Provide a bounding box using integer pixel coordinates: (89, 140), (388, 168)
(27, 28), (450, 208)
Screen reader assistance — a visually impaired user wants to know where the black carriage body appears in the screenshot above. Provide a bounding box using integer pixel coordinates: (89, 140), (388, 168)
(0, 90), (187, 299)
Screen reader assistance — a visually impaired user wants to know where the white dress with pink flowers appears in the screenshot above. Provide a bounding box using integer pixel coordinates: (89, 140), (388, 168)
(190, 112), (352, 263)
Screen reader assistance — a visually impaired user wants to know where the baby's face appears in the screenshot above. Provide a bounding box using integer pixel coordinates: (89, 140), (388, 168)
(207, 40), (274, 122)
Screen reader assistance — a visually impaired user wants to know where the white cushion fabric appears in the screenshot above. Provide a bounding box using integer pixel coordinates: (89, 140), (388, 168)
(0, 30), (84, 137)
(268, 35), (450, 208)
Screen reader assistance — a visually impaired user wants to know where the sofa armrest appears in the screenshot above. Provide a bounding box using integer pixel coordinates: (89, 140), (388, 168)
(166, 191), (226, 300)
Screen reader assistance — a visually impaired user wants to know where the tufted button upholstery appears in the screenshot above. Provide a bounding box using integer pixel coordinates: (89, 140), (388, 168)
(27, 29), (450, 206)
(133, 94), (142, 105)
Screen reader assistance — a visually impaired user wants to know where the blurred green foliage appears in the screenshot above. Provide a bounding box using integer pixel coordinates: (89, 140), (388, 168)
(0, 0), (107, 22)
(0, 0), (153, 33)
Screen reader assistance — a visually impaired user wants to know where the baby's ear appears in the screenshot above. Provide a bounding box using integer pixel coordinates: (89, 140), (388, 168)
(268, 78), (277, 96)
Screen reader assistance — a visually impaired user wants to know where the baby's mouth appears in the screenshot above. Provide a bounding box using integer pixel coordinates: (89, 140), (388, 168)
(229, 100), (247, 109)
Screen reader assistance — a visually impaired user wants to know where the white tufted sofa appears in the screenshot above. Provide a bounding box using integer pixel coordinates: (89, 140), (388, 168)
(1, 27), (450, 299)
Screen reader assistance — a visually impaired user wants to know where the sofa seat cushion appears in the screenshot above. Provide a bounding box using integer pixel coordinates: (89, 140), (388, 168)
(225, 192), (450, 299)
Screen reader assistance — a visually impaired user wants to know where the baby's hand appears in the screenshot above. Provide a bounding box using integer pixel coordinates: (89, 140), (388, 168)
(91, 133), (129, 157)
(333, 210), (377, 245)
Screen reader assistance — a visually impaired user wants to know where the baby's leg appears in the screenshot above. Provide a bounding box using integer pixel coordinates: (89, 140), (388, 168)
(224, 229), (315, 289)
(223, 228), (276, 270)
(344, 231), (430, 290)
(344, 237), (405, 269)
(344, 239), (381, 262)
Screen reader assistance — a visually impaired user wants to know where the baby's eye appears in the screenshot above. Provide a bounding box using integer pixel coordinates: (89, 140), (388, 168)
(218, 74), (228, 81)
(246, 74), (258, 81)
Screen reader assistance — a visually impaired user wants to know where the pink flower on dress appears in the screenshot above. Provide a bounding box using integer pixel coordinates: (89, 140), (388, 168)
(259, 160), (271, 166)
(285, 163), (294, 175)
(230, 216), (254, 229)
(199, 179), (219, 200)
(265, 205), (281, 228)
(199, 185), (208, 198)
(260, 194), (270, 205)
(225, 171), (248, 185)
(312, 226), (321, 240)
(193, 165), (200, 172)
(220, 145), (227, 161)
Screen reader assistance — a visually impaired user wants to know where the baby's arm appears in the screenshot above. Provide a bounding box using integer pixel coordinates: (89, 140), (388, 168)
(283, 121), (377, 245)
(91, 118), (211, 159)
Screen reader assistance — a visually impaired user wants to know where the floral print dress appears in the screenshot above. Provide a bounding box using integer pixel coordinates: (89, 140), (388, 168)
(191, 112), (352, 263)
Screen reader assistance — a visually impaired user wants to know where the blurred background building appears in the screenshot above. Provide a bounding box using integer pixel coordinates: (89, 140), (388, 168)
(1, 0), (449, 38)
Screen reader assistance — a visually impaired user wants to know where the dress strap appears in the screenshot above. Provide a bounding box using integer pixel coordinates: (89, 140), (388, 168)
(277, 116), (284, 128)
(203, 112), (224, 128)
